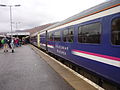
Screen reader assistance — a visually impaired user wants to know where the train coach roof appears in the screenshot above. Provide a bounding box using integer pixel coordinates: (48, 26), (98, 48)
(41, 0), (120, 32)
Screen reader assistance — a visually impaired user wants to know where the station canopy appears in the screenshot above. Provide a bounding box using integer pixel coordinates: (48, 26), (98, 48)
(6, 32), (30, 36)
(0, 35), (5, 37)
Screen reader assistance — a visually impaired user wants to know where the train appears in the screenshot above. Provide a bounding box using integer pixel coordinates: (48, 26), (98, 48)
(30, 0), (120, 89)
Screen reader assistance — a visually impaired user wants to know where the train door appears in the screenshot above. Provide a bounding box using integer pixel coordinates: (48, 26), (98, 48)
(62, 26), (74, 60)
(45, 30), (48, 51)
(108, 13), (120, 88)
(105, 13), (120, 58)
(111, 14), (120, 46)
(67, 26), (75, 60)
(37, 32), (40, 48)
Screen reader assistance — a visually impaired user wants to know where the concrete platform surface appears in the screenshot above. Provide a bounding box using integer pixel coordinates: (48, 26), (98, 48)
(0, 45), (74, 90)
(31, 45), (99, 90)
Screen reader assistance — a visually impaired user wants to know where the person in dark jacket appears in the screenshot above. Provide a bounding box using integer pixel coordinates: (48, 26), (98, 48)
(0, 38), (2, 48)
(7, 37), (11, 49)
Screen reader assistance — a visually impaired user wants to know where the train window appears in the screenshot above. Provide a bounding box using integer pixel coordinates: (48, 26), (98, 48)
(78, 27), (82, 43)
(68, 27), (74, 42)
(48, 32), (53, 41)
(78, 22), (101, 44)
(63, 29), (68, 42)
(40, 33), (45, 38)
(111, 18), (120, 45)
(54, 31), (61, 41)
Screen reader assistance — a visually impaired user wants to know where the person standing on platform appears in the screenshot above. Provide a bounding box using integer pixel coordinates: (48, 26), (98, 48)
(15, 38), (19, 47)
(1, 37), (9, 52)
(10, 37), (15, 53)
(7, 37), (11, 49)
(0, 38), (2, 48)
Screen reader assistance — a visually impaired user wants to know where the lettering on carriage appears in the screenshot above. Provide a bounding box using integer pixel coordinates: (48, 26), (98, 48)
(55, 45), (68, 55)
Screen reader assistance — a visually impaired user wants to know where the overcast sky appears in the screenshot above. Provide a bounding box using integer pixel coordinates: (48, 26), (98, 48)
(0, 0), (107, 32)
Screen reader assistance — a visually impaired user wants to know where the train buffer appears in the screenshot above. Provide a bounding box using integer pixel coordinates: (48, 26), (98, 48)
(0, 45), (100, 90)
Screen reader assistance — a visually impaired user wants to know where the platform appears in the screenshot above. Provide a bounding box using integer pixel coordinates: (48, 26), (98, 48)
(0, 45), (74, 90)
(32, 45), (101, 90)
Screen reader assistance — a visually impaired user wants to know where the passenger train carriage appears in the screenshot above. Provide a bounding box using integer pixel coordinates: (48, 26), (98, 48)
(30, 0), (120, 89)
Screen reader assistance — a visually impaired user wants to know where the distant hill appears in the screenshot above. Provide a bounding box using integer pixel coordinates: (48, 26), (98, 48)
(19, 23), (57, 35)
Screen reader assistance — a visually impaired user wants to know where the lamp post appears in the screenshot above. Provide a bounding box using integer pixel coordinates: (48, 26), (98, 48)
(0, 4), (21, 37)
(12, 22), (21, 31)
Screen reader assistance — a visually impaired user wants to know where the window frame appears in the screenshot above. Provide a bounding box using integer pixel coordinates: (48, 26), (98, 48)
(68, 27), (74, 43)
(48, 32), (54, 41)
(78, 22), (101, 44)
(62, 26), (74, 43)
(54, 30), (61, 42)
(62, 28), (69, 42)
(40, 33), (46, 39)
(111, 17), (120, 46)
